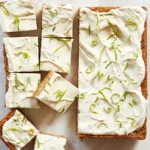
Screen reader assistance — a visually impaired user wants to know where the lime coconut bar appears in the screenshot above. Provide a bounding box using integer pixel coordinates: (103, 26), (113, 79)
(2, 110), (39, 150)
(34, 133), (67, 150)
(0, 0), (37, 32)
(40, 38), (73, 73)
(78, 7), (147, 137)
(34, 71), (79, 113)
(5, 73), (41, 108)
(3, 37), (39, 72)
(42, 4), (73, 38)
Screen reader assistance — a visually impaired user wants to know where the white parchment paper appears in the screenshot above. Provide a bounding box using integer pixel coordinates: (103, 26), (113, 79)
(0, 0), (150, 150)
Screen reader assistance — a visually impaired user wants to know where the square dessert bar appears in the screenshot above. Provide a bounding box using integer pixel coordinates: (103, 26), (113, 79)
(42, 4), (73, 38)
(0, 0), (37, 32)
(33, 71), (79, 113)
(5, 73), (41, 108)
(0, 110), (39, 150)
(3, 37), (39, 73)
(34, 133), (67, 150)
(40, 38), (73, 73)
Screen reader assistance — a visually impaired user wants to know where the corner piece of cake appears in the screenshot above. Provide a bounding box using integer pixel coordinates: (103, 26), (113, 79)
(40, 37), (73, 73)
(78, 6), (147, 139)
(0, 110), (39, 150)
(3, 37), (39, 73)
(0, 0), (37, 32)
(5, 73), (41, 108)
(33, 71), (79, 113)
(42, 3), (73, 38)
(34, 133), (67, 150)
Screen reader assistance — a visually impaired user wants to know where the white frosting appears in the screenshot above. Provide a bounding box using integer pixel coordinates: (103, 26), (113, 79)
(2, 110), (39, 150)
(5, 73), (41, 108)
(40, 38), (73, 73)
(78, 7), (147, 135)
(42, 4), (73, 37)
(37, 72), (79, 113)
(3, 37), (39, 72)
(34, 133), (67, 150)
(0, 0), (37, 32)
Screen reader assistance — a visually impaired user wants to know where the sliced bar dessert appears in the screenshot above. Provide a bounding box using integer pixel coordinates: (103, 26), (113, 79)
(3, 37), (39, 73)
(5, 73), (41, 108)
(78, 7), (147, 139)
(0, 110), (39, 150)
(40, 38), (73, 73)
(33, 71), (79, 113)
(42, 4), (73, 38)
(0, 0), (37, 32)
(34, 133), (67, 150)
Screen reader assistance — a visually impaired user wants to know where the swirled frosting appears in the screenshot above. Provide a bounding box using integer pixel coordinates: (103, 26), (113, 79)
(78, 7), (147, 135)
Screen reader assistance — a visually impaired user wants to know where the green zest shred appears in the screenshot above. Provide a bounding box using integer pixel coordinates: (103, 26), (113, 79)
(47, 82), (51, 87)
(111, 93), (120, 105)
(107, 19), (118, 37)
(14, 17), (20, 31)
(89, 103), (98, 114)
(96, 12), (100, 30)
(15, 77), (31, 91)
(88, 24), (91, 35)
(53, 45), (64, 54)
(15, 52), (30, 59)
(124, 63), (135, 83)
(115, 116), (122, 128)
(14, 75), (27, 91)
(85, 66), (92, 74)
(107, 33), (116, 40)
(101, 87), (112, 91)
(49, 9), (58, 17)
(99, 45), (107, 61)
(98, 90), (108, 101)
(97, 123), (108, 128)
(54, 90), (67, 101)
(133, 53), (138, 60)
(106, 75), (114, 84)
(28, 129), (34, 136)
(105, 62), (112, 69)
(104, 107), (112, 114)
(40, 61), (44, 66)
(0, 4), (10, 16)
(22, 116), (27, 124)
(127, 117), (136, 127)
(44, 88), (49, 94)
(128, 99), (137, 107)
(127, 18), (138, 31)
(120, 91), (128, 101)
(37, 139), (40, 148)
(16, 141), (21, 145)
(111, 42), (118, 61)
(79, 93), (85, 99)
(100, 13), (113, 16)
(116, 47), (121, 53)
(7, 128), (22, 134)
(60, 108), (66, 113)
(18, 66), (22, 69)
(116, 105), (120, 112)
(34, 43), (38, 47)
(91, 39), (99, 47)
(97, 71), (104, 79)
(52, 26), (56, 31)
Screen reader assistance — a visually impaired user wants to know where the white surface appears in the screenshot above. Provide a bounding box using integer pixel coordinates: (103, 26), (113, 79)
(0, 0), (150, 150)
